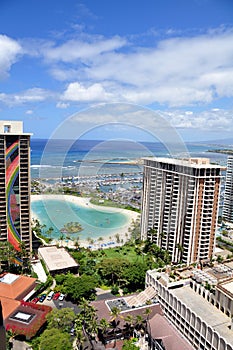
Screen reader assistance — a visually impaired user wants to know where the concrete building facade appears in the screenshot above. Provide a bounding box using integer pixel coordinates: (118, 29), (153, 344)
(0, 121), (32, 257)
(141, 157), (221, 265)
(223, 156), (233, 223)
(146, 269), (233, 350)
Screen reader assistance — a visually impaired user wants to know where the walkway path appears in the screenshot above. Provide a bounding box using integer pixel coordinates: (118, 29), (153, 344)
(31, 260), (47, 283)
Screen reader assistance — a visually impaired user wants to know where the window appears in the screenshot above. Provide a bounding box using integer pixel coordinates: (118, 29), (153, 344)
(4, 125), (11, 133)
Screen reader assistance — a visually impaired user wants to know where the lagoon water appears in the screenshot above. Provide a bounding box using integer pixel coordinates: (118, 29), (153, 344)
(31, 197), (130, 242)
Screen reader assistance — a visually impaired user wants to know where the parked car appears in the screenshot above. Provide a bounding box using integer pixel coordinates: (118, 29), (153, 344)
(39, 294), (46, 302)
(53, 292), (60, 300)
(47, 291), (54, 301)
(58, 293), (65, 301)
(31, 297), (39, 304)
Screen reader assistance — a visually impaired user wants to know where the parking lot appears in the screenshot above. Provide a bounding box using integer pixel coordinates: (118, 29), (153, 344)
(34, 292), (80, 314)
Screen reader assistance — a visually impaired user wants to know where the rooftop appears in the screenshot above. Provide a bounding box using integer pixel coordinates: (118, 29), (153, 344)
(149, 313), (194, 350)
(0, 120), (32, 135)
(0, 297), (21, 319)
(220, 280), (233, 295)
(92, 295), (194, 350)
(143, 157), (222, 169)
(172, 284), (233, 346)
(91, 296), (163, 325)
(0, 273), (36, 300)
(38, 246), (79, 272)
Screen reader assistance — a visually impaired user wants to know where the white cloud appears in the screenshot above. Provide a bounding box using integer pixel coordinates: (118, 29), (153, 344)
(62, 82), (112, 102)
(26, 110), (33, 114)
(161, 109), (233, 131)
(0, 88), (53, 106)
(36, 28), (233, 107)
(0, 35), (22, 79)
(43, 36), (127, 62)
(56, 101), (69, 109)
(2, 28), (233, 111)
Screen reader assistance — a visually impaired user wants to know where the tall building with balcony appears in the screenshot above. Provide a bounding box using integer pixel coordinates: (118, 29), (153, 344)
(141, 157), (222, 265)
(0, 121), (32, 258)
(223, 156), (233, 223)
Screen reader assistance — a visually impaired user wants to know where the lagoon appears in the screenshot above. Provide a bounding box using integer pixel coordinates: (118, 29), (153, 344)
(31, 195), (138, 243)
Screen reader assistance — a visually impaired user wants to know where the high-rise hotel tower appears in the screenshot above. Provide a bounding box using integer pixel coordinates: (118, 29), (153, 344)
(223, 156), (233, 223)
(0, 121), (32, 256)
(141, 157), (221, 265)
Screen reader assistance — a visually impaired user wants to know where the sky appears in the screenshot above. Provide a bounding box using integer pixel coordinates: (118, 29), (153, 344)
(0, 0), (233, 142)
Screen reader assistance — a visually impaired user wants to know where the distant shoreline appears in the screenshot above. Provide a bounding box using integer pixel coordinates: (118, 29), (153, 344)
(31, 194), (140, 249)
(207, 149), (233, 155)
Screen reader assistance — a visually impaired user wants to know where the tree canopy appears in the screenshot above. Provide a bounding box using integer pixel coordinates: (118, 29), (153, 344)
(46, 307), (76, 333)
(38, 328), (72, 350)
(55, 273), (97, 302)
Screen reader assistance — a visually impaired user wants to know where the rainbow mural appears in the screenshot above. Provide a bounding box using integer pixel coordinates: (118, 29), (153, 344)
(6, 140), (21, 252)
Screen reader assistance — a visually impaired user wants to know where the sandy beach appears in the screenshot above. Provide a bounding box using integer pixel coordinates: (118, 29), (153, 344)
(31, 194), (140, 249)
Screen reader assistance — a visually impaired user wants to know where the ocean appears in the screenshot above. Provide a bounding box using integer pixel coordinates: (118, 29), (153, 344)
(30, 138), (229, 180)
(30, 139), (229, 243)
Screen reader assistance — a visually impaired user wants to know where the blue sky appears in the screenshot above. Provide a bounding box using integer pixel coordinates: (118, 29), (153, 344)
(0, 0), (233, 141)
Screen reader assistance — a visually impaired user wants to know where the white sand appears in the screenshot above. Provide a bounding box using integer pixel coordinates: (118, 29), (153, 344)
(31, 194), (140, 249)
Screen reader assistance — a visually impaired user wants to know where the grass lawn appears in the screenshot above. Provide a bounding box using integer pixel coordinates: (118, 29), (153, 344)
(94, 244), (145, 264)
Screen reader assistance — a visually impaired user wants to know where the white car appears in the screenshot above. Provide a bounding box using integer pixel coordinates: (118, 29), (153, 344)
(59, 293), (65, 301)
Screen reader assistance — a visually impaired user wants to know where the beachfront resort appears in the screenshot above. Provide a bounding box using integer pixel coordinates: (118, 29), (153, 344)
(1, 121), (233, 350)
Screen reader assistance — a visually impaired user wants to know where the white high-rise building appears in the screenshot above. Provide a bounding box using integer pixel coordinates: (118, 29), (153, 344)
(141, 157), (222, 265)
(223, 156), (233, 223)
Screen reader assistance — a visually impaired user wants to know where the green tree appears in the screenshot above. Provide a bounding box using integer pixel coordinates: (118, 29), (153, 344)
(98, 318), (110, 335)
(122, 339), (140, 350)
(144, 307), (152, 335)
(75, 328), (86, 350)
(78, 298), (98, 350)
(123, 314), (134, 336)
(122, 262), (148, 291)
(97, 257), (127, 285)
(39, 328), (72, 350)
(46, 307), (76, 333)
(60, 273), (97, 302)
(46, 226), (54, 240)
(110, 306), (121, 347)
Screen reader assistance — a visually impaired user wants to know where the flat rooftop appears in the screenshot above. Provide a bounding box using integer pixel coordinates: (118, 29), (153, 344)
(38, 246), (79, 272)
(221, 280), (233, 295)
(172, 285), (233, 346)
(143, 157), (222, 169)
(0, 120), (32, 135)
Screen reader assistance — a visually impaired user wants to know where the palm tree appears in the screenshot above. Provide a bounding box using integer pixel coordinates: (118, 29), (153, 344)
(159, 231), (165, 246)
(123, 314), (134, 337)
(98, 236), (103, 248)
(115, 233), (120, 244)
(98, 318), (109, 341)
(134, 314), (145, 332)
(110, 306), (121, 348)
(46, 226), (54, 241)
(176, 243), (184, 262)
(74, 237), (80, 249)
(75, 328), (86, 350)
(144, 308), (152, 348)
(79, 298), (98, 349)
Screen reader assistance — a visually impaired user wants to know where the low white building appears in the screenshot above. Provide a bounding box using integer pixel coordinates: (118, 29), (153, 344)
(38, 246), (79, 275)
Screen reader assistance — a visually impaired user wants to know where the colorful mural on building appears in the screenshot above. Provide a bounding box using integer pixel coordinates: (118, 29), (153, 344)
(6, 139), (21, 251)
